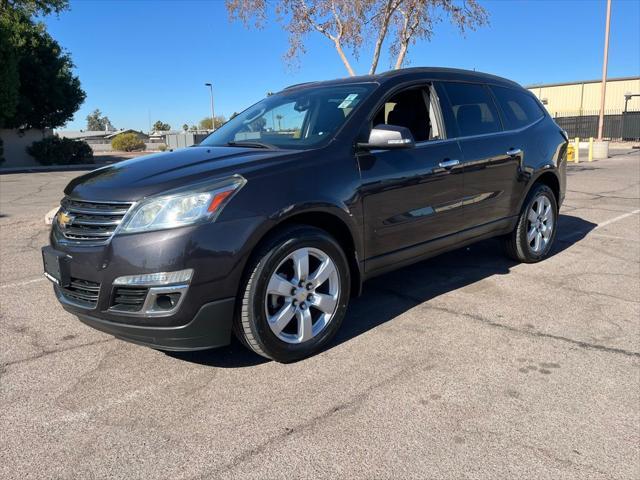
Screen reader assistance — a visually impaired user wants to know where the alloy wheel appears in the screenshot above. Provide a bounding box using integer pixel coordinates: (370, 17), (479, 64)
(264, 247), (340, 344)
(526, 194), (554, 254)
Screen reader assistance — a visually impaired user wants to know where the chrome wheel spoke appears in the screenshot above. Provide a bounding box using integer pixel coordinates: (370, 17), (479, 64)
(292, 248), (309, 281)
(309, 293), (337, 314)
(297, 308), (313, 342)
(533, 232), (542, 251)
(269, 302), (296, 334)
(267, 274), (295, 297)
(527, 209), (538, 224)
(527, 226), (537, 243)
(309, 259), (335, 287)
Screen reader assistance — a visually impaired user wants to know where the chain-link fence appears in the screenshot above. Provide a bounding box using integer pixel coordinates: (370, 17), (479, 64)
(551, 109), (640, 141)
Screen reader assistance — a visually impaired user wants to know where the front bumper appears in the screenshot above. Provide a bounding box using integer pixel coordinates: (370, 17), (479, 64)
(47, 215), (263, 350)
(65, 297), (236, 351)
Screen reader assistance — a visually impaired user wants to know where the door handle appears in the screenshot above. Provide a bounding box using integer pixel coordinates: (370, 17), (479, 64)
(506, 148), (522, 157)
(438, 159), (460, 169)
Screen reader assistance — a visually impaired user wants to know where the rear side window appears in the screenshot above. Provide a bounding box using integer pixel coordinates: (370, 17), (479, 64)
(442, 82), (501, 137)
(491, 85), (545, 130)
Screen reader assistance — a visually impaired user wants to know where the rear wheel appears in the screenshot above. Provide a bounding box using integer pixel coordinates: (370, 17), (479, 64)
(503, 183), (558, 263)
(234, 225), (350, 362)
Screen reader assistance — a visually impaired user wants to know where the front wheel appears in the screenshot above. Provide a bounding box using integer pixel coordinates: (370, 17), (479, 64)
(234, 225), (351, 362)
(503, 183), (558, 263)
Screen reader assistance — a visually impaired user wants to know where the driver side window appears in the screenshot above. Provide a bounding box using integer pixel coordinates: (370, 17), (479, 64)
(372, 86), (441, 142)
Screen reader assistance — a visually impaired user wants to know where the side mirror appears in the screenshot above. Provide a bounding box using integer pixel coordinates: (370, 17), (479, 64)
(358, 124), (415, 150)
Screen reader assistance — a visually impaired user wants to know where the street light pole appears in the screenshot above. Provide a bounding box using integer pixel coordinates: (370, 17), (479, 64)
(597, 0), (612, 140)
(205, 83), (215, 131)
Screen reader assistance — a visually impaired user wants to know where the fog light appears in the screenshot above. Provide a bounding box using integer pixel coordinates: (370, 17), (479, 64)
(155, 293), (180, 310)
(113, 269), (193, 286)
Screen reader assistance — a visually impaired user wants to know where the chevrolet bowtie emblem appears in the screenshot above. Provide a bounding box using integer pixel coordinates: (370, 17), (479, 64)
(57, 211), (74, 229)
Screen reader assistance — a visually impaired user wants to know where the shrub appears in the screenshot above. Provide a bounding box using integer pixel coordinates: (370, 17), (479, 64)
(111, 133), (146, 152)
(158, 143), (167, 152)
(27, 136), (93, 165)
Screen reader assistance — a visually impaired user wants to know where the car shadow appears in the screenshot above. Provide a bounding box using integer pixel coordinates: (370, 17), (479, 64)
(168, 214), (596, 368)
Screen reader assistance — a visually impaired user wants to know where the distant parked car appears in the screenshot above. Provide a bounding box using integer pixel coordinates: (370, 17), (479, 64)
(43, 67), (567, 362)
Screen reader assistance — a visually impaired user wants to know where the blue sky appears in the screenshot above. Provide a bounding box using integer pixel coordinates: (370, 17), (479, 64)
(44, 0), (640, 132)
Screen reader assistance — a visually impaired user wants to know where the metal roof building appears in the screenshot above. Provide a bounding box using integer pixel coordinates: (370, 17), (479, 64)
(526, 77), (640, 116)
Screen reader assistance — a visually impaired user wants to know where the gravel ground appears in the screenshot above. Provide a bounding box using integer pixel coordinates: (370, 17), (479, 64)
(1, 152), (639, 479)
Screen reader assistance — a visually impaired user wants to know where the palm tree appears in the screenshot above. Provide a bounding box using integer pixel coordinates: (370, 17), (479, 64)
(275, 114), (283, 131)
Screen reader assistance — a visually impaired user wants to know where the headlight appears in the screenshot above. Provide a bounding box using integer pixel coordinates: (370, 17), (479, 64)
(119, 175), (246, 234)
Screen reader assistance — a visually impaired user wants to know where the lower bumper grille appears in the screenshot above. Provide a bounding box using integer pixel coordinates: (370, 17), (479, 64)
(60, 278), (100, 308)
(111, 286), (149, 312)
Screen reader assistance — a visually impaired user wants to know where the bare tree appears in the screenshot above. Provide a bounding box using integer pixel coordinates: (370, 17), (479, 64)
(390, 0), (488, 69)
(227, 0), (364, 76)
(226, 0), (488, 76)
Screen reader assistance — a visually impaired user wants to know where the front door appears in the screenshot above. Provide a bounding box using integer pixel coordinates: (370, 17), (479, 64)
(358, 85), (467, 268)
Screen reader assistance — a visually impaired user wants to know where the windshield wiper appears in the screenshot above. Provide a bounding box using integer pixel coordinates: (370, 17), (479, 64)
(225, 141), (276, 149)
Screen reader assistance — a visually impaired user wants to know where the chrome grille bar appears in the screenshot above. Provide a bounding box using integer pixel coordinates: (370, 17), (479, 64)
(56, 197), (133, 244)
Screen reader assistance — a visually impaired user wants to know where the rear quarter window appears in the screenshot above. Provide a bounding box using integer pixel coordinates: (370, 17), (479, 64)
(490, 85), (545, 130)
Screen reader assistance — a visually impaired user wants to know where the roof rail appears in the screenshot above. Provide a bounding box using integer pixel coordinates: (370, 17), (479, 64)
(282, 81), (318, 91)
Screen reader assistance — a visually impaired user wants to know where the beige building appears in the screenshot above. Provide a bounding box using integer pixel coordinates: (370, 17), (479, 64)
(527, 76), (640, 117)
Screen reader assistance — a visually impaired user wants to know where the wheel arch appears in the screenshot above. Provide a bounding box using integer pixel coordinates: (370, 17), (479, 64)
(517, 169), (561, 214)
(245, 207), (363, 298)
(533, 170), (561, 205)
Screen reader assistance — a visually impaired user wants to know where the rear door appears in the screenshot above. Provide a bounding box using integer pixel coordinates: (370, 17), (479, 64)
(358, 84), (466, 264)
(438, 81), (521, 228)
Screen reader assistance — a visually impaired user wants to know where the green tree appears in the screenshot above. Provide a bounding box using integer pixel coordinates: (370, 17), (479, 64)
(0, 0), (69, 17)
(0, 9), (85, 129)
(86, 109), (114, 131)
(199, 115), (226, 130)
(153, 120), (171, 131)
(0, 20), (19, 128)
(182, 123), (188, 132)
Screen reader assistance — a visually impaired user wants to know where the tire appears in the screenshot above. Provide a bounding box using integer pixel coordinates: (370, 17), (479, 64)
(234, 225), (351, 362)
(503, 183), (558, 263)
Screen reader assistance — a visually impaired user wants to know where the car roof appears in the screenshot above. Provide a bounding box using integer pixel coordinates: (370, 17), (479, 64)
(281, 67), (521, 92)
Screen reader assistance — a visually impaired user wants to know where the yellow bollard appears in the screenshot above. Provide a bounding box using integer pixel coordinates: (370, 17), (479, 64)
(567, 144), (575, 161)
(574, 137), (580, 163)
(588, 137), (594, 162)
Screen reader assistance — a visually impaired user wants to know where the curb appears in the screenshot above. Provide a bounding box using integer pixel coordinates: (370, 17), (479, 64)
(0, 163), (112, 175)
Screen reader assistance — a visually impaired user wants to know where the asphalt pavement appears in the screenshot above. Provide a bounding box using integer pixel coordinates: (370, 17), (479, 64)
(1, 152), (639, 479)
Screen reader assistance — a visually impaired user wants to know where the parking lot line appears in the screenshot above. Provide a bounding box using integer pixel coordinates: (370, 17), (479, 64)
(559, 208), (640, 243)
(594, 208), (640, 229)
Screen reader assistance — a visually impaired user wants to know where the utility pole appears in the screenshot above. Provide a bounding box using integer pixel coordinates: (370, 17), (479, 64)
(597, 0), (612, 140)
(205, 83), (215, 131)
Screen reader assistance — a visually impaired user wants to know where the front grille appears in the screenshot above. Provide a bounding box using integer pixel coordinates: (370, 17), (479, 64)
(60, 278), (101, 308)
(111, 286), (148, 312)
(56, 197), (133, 244)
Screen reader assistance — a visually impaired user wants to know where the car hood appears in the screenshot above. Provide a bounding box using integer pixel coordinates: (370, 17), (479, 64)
(64, 146), (297, 202)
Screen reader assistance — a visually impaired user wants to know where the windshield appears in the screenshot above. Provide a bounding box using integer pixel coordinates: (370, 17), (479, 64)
(200, 83), (376, 150)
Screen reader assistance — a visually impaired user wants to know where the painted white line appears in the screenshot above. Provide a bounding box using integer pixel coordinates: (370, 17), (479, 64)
(559, 209), (640, 243)
(591, 233), (640, 242)
(0, 277), (46, 289)
(593, 209), (640, 230)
